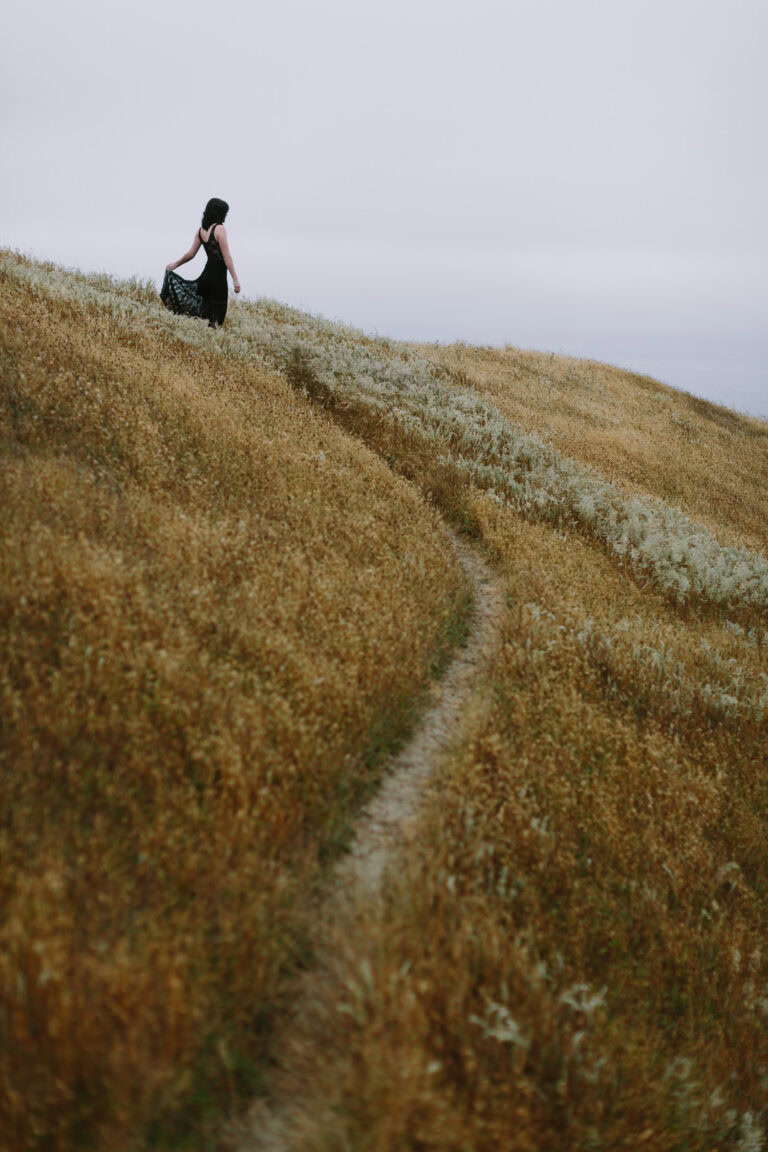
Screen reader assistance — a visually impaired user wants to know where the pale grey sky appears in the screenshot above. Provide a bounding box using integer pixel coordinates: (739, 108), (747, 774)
(2, 0), (766, 416)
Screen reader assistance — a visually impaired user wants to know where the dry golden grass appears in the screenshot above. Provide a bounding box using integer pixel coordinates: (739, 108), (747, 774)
(0, 263), (464, 1150)
(420, 341), (768, 555)
(4, 251), (768, 1152)
(291, 487), (768, 1150)
(267, 358), (768, 1147)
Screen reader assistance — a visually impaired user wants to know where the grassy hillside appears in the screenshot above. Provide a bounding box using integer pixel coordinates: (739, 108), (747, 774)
(2, 249), (767, 1151)
(420, 341), (768, 554)
(0, 253), (465, 1149)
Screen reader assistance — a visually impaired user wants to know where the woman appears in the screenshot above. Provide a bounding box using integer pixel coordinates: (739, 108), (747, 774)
(161, 197), (241, 327)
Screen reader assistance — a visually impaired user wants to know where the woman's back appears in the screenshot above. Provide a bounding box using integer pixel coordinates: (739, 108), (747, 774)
(200, 225), (225, 261)
(197, 225), (228, 306)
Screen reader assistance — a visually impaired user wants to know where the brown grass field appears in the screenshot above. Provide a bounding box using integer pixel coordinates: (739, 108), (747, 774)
(420, 341), (768, 555)
(0, 258), (464, 1150)
(1, 251), (767, 1151)
(284, 348), (768, 1150)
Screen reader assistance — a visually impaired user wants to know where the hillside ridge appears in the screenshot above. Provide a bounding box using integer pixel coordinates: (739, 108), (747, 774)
(2, 251), (767, 1151)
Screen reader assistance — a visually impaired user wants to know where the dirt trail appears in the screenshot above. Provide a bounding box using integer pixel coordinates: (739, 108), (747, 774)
(235, 529), (505, 1151)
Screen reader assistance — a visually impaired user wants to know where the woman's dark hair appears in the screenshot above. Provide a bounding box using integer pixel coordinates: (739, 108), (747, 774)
(202, 198), (229, 229)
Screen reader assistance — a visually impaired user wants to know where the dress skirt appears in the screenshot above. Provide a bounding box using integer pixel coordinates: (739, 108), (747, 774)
(160, 269), (227, 327)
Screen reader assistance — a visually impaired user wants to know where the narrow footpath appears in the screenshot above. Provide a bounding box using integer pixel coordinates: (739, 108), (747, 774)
(235, 529), (505, 1151)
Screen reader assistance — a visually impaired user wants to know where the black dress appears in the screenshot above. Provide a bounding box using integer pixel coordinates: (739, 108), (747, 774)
(160, 225), (228, 327)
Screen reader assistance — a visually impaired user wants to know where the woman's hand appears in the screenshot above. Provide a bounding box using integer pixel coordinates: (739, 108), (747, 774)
(234, 279), (241, 294)
(166, 262), (177, 272)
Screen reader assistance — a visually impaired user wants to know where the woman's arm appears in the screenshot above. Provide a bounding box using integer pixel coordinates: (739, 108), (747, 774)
(216, 226), (241, 293)
(166, 230), (202, 272)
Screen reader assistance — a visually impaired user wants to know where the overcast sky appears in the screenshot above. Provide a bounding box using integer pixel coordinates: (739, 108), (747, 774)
(2, 0), (766, 417)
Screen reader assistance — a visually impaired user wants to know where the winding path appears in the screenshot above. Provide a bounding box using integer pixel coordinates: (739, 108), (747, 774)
(235, 529), (505, 1151)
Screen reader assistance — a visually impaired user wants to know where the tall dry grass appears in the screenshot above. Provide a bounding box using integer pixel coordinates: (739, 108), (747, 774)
(3, 250), (768, 1151)
(421, 341), (768, 555)
(289, 485), (768, 1151)
(0, 261), (464, 1150)
(232, 344), (767, 1149)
